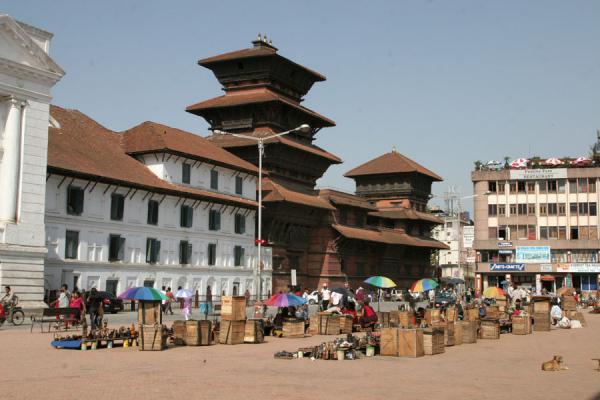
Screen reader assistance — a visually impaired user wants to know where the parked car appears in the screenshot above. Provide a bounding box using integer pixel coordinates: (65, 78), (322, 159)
(390, 289), (405, 302)
(434, 292), (456, 308)
(306, 291), (319, 305)
(98, 291), (124, 314)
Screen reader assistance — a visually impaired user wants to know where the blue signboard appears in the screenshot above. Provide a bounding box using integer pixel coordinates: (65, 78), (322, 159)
(490, 263), (525, 272)
(515, 246), (551, 264)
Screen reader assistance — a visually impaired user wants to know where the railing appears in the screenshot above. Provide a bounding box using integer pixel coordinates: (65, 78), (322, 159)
(122, 294), (270, 311)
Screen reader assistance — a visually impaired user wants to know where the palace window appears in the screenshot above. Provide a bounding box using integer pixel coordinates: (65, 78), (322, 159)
(547, 180), (557, 192)
(498, 204), (506, 216)
(147, 200), (159, 225)
(570, 227), (579, 240)
(539, 204), (547, 215)
(497, 181), (506, 193)
(509, 181), (517, 193)
(235, 176), (243, 195)
(488, 181), (497, 192)
(578, 178), (588, 193)
(547, 203), (558, 215)
(488, 204), (497, 216)
(110, 193), (125, 221)
(558, 180), (566, 193)
(518, 181), (526, 192)
(146, 238), (161, 263)
(579, 203), (589, 215)
(527, 204), (536, 215)
(234, 246), (245, 267)
(207, 243), (217, 266)
(65, 230), (79, 259)
(209, 210), (221, 231)
(109, 234), (125, 261)
(569, 179), (577, 193)
(179, 240), (192, 264)
(558, 203), (566, 216)
(527, 181), (536, 193)
(518, 204), (527, 215)
(210, 170), (219, 190)
(538, 180), (547, 192)
(509, 204), (517, 216)
(180, 205), (193, 228)
(182, 163), (191, 184)
(67, 186), (84, 215)
(590, 202), (597, 216)
(234, 213), (246, 234)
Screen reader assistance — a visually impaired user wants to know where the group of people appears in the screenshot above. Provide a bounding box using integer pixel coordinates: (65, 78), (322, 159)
(50, 285), (105, 330)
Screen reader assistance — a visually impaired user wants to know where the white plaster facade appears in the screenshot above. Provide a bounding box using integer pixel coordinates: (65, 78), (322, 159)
(44, 159), (272, 300)
(0, 15), (64, 308)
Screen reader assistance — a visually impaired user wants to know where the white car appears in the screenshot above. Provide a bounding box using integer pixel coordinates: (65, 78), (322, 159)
(305, 291), (319, 305)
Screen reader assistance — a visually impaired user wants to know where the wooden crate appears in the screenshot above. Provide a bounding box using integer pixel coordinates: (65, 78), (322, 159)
(533, 312), (551, 331)
(485, 306), (500, 319)
(454, 320), (463, 345)
(423, 327), (445, 355)
(172, 320), (186, 345)
(308, 313), (320, 335)
(391, 310), (412, 327)
(219, 320), (245, 344)
(282, 319), (305, 338)
(445, 307), (457, 322)
(185, 320), (212, 346)
(512, 315), (532, 335)
(319, 313), (340, 335)
(460, 320), (478, 343)
(465, 307), (480, 321)
(479, 319), (500, 339)
(376, 311), (390, 328)
(434, 321), (454, 346)
(424, 309), (442, 325)
(495, 298), (508, 312)
(532, 296), (551, 314)
(380, 328), (424, 358)
(561, 295), (577, 311)
(244, 319), (264, 343)
(221, 296), (246, 321)
(339, 315), (353, 334)
(139, 324), (166, 351)
(138, 301), (161, 325)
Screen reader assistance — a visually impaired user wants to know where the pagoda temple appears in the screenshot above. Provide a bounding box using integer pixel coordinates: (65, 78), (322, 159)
(186, 36), (341, 291)
(188, 37), (448, 292)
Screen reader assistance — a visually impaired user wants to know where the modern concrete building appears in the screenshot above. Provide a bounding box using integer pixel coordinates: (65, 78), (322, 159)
(44, 106), (270, 301)
(432, 211), (475, 287)
(472, 145), (600, 294)
(0, 15), (64, 308)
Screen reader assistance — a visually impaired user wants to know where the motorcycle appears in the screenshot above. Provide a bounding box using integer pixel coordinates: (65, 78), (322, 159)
(0, 302), (25, 327)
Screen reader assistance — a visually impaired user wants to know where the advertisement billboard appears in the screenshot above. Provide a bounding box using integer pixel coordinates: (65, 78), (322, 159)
(515, 246), (551, 264)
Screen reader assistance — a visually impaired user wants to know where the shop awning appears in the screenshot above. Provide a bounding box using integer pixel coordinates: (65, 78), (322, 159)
(540, 275), (555, 281)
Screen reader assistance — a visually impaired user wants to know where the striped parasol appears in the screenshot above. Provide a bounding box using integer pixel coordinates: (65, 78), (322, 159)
(571, 156), (591, 166)
(510, 158), (529, 168)
(410, 278), (438, 292)
(264, 293), (307, 307)
(544, 157), (563, 166)
(117, 287), (167, 301)
(364, 276), (397, 289)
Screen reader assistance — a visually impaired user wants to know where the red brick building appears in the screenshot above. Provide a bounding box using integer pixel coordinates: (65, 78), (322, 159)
(187, 38), (447, 292)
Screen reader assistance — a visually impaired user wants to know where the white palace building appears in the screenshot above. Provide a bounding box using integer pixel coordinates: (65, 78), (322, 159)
(44, 106), (271, 300)
(0, 15), (64, 308)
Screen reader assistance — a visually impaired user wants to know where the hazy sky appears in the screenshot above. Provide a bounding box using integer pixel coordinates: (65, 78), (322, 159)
(6, 1), (600, 211)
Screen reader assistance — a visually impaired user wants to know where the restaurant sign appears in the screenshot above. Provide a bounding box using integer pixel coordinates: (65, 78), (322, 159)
(557, 263), (600, 273)
(490, 263), (525, 272)
(515, 246), (551, 264)
(497, 242), (513, 248)
(509, 168), (567, 180)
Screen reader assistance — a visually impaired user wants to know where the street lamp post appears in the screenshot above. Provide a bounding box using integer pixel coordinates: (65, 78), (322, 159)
(214, 124), (311, 301)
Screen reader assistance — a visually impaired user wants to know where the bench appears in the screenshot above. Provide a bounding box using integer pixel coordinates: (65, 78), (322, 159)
(30, 307), (81, 333)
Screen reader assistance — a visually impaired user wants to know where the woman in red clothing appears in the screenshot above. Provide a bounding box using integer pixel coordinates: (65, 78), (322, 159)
(359, 300), (378, 328)
(342, 301), (359, 324)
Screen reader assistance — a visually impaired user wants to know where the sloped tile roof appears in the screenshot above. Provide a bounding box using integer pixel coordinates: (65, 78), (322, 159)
(369, 208), (443, 224)
(47, 106), (257, 208)
(318, 189), (377, 210)
(121, 121), (258, 174)
(344, 151), (442, 181)
(262, 178), (335, 211)
(186, 88), (335, 127)
(332, 224), (449, 249)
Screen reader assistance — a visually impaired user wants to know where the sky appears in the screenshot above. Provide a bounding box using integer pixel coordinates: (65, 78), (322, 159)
(6, 1), (600, 212)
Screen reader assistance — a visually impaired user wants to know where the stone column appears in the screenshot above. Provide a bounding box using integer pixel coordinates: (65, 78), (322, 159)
(0, 97), (21, 223)
(535, 274), (542, 295)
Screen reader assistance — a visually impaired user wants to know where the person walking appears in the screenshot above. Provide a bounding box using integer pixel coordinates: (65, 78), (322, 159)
(166, 287), (174, 315)
(86, 288), (102, 331)
(320, 283), (331, 311)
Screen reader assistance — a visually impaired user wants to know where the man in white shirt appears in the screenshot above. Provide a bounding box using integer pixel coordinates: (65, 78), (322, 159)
(320, 283), (331, 311)
(161, 286), (167, 314)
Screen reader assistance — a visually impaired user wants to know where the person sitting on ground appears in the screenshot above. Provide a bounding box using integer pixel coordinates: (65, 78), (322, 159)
(550, 300), (562, 325)
(272, 307), (289, 329)
(359, 300), (378, 329)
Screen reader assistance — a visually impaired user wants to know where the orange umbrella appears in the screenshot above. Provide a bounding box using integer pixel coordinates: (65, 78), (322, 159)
(482, 287), (506, 300)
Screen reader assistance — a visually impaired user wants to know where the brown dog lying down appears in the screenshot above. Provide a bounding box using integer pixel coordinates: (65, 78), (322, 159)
(541, 355), (568, 371)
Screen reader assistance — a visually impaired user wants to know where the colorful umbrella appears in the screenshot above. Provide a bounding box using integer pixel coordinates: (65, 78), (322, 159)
(175, 289), (193, 298)
(544, 157), (563, 166)
(410, 278), (438, 292)
(117, 286), (167, 301)
(482, 287), (506, 299)
(510, 158), (529, 168)
(264, 293), (307, 307)
(364, 276), (396, 288)
(571, 156), (591, 166)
